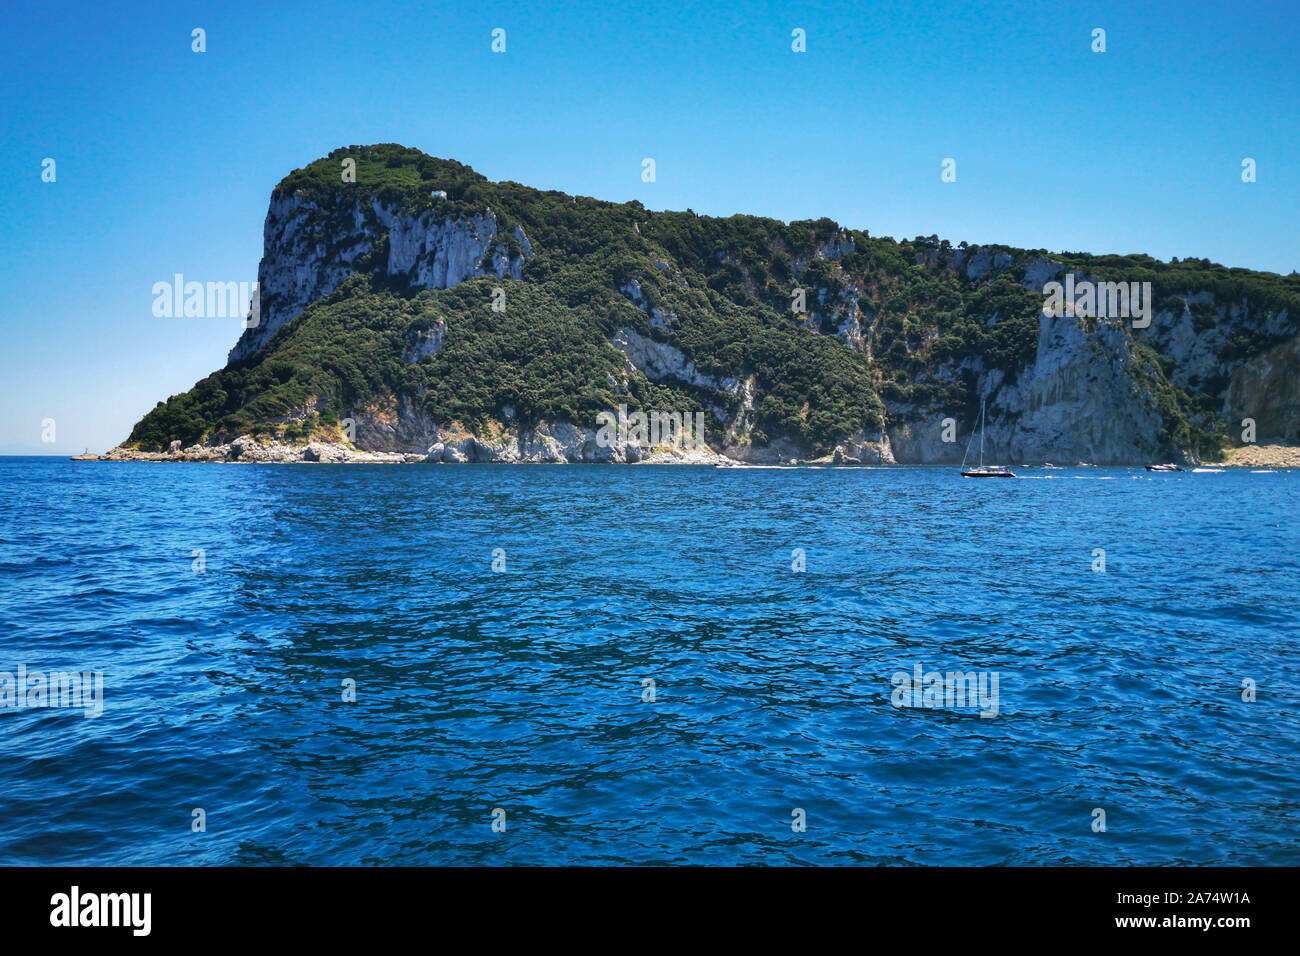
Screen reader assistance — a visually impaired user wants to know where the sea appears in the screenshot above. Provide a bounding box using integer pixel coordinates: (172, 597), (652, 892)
(2, 457), (1298, 865)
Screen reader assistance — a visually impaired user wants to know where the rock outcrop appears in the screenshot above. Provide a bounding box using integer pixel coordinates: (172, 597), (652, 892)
(886, 309), (1166, 464)
(1225, 333), (1300, 444)
(229, 194), (530, 362)
(97, 418), (724, 465)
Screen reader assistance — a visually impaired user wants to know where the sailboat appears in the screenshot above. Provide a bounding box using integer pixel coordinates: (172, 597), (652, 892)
(961, 398), (1015, 478)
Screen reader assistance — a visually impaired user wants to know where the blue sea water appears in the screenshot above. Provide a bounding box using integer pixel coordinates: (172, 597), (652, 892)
(1, 457), (1297, 866)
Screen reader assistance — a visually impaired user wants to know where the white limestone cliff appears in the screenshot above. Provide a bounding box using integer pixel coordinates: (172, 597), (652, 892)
(229, 194), (530, 362)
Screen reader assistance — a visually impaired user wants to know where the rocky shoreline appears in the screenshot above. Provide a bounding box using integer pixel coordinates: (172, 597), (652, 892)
(75, 437), (1300, 467)
(81, 433), (737, 465)
(1208, 444), (1300, 468)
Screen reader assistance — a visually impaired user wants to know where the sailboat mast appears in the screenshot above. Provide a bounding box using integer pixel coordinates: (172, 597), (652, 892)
(960, 396), (1015, 478)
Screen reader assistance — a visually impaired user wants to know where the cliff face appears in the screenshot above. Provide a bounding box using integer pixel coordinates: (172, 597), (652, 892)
(230, 192), (529, 362)
(886, 308), (1166, 465)
(876, 255), (1294, 464)
(1225, 335), (1300, 444)
(121, 144), (1300, 465)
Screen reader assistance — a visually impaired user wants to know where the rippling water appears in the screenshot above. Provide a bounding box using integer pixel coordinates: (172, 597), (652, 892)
(2, 457), (1298, 865)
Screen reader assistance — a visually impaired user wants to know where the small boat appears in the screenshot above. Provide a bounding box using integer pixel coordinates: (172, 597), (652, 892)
(960, 399), (1015, 478)
(1145, 463), (1183, 472)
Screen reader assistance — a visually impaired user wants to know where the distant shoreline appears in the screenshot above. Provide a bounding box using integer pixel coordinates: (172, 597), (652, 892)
(54, 442), (1300, 468)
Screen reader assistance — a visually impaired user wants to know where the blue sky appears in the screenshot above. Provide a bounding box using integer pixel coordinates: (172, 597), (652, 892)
(2, 0), (1296, 452)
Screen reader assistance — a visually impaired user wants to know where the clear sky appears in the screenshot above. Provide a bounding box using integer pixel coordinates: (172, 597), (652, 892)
(2, 0), (1296, 453)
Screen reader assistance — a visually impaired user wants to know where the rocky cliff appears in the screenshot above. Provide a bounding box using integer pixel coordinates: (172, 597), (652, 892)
(117, 144), (1300, 465)
(230, 192), (530, 362)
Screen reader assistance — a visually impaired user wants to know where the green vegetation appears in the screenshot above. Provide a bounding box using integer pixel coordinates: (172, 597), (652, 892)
(128, 144), (1300, 458)
(1131, 343), (1228, 458)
